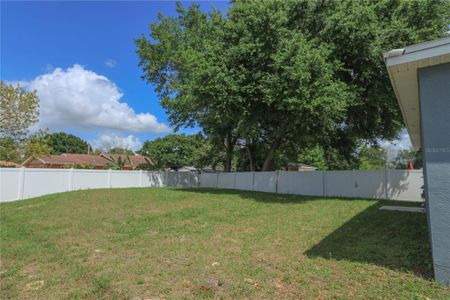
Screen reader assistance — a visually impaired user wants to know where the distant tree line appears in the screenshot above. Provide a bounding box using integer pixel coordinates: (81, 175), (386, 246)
(0, 80), (426, 170)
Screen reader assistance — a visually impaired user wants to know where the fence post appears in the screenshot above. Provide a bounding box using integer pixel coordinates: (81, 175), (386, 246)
(274, 171), (279, 194)
(17, 167), (25, 200)
(352, 170), (356, 198)
(252, 171), (255, 191)
(139, 170), (143, 187)
(322, 170), (327, 197)
(187, 171), (191, 187)
(68, 168), (74, 191)
(197, 171), (200, 187)
(384, 168), (389, 200)
(216, 171), (219, 188)
(107, 169), (112, 188)
(233, 172), (237, 189)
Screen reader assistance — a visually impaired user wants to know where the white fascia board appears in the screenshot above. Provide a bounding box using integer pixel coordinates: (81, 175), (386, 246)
(384, 37), (450, 150)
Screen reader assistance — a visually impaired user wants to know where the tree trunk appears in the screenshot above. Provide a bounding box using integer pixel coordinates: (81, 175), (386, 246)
(225, 148), (233, 172)
(246, 144), (257, 171)
(224, 128), (236, 172)
(261, 138), (282, 171)
(261, 148), (275, 171)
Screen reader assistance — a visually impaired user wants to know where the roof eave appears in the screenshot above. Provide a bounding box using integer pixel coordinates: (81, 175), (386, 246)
(384, 37), (450, 150)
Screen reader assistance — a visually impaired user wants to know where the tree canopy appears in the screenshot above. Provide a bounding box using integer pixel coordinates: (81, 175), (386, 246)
(393, 149), (423, 169)
(23, 130), (53, 158)
(47, 132), (90, 155)
(139, 134), (204, 170)
(358, 146), (388, 170)
(136, 0), (449, 171)
(0, 138), (20, 162)
(106, 147), (134, 155)
(0, 81), (39, 140)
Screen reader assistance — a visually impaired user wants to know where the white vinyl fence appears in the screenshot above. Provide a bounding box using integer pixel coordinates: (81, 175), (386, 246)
(0, 168), (199, 202)
(0, 168), (423, 203)
(199, 170), (424, 202)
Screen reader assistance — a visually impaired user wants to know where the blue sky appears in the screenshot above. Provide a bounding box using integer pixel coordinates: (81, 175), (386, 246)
(1, 0), (411, 155)
(1, 1), (230, 151)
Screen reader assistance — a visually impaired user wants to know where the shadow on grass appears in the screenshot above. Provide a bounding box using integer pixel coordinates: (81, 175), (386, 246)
(177, 187), (369, 204)
(180, 187), (432, 278)
(305, 202), (433, 278)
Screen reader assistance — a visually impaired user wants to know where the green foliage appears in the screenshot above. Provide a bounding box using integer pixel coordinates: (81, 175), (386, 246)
(137, 0), (448, 171)
(191, 137), (225, 171)
(0, 81), (39, 140)
(358, 146), (388, 170)
(47, 132), (89, 155)
(393, 149), (423, 169)
(1, 130), (90, 163)
(139, 134), (204, 170)
(135, 162), (157, 171)
(106, 156), (127, 170)
(23, 130), (53, 158)
(63, 164), (96, 170)
(136, 3), (239, 171)
(298, 146), (328, 170)
(109, 148), (134, 155)
(0, 137), (20, 162)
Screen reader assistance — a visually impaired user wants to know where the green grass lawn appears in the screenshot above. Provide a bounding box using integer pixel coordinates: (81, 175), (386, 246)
(1, 188), (448, 299)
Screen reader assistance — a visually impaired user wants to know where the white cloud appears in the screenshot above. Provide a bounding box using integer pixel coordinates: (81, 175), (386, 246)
(91, 133), (143, 152)
(380, 129), (413, 161)
(105, 59), (117, 68)
(20, 64), (169, 133)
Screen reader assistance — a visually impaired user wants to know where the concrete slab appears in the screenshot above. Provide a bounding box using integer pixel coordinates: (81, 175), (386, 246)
(379, 206), (425, 213)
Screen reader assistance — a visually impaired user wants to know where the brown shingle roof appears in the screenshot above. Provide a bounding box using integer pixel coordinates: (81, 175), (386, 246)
(36, 154), (111, 166)
(22, 153), (154, 168)
(0, 160), (21, 168)
(101, 153), (154, 166)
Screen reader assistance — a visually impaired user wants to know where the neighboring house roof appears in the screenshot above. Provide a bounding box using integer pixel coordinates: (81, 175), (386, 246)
(22, 153), (154, 168)
(100, 153), (155, 166)
(177, 166), (197, 172)
(384, 37), (450, 149)
(287, 163), (317, 171)
(22, 154), (110, 166)
(0, 160), (21, 168)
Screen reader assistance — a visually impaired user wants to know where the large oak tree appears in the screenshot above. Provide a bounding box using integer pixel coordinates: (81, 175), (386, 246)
(136, 0), (448, 171)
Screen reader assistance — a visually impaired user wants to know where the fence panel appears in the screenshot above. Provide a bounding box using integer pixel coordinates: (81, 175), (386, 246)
(189, 172), (199, 187)
(388, 170), (423, 201)
(178, 172), (191, 187)
(142, 171), (165, 187)
(354, 170), (386, 199)
(0, 168), (21, 202)
(1, 168), (424, 203)
(72, 170), (109, 190)
(325, 171), (355, 198)
(235, 172), (254, 191)
(23, 169), (70, 199)
(166, 172), (179, 187)
(277, 171), (324, 196)
(218, 173), (235, 189)
(111, 170), (141, 188)
(253, 172), (277, 193)
(199, 173), (217, 188)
